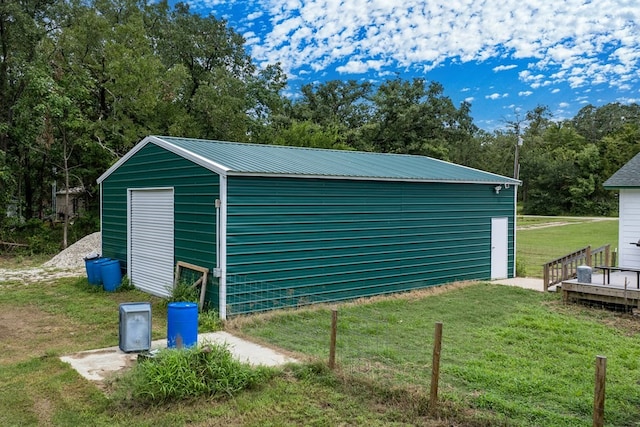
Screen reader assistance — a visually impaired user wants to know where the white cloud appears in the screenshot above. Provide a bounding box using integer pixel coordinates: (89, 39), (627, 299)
(618, 97), (640, 104)
(243, 34), (261, 46)
(244, 0), (640, 93)
(551, 88), (560, 94)
(518, 91), (533, 97)
(336, 59), (387, 74)
(246, 11), (264, 20)
(486, 93), (508, 100)
(493, 64), (517, 72)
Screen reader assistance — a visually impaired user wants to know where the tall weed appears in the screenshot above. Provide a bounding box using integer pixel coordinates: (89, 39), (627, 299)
(113, 343), (276, 405)
(165, 281), (199, 304)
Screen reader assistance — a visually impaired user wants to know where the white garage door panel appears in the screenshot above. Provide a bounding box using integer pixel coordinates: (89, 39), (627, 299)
(130, 189), (174, 297)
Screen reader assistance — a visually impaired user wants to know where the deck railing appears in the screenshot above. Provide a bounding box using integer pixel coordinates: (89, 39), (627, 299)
(542, 244), (611, 291)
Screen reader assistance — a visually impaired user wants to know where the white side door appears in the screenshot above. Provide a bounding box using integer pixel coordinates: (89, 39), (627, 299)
(129, 188), (174, 297)
(491, 217), (509, 279)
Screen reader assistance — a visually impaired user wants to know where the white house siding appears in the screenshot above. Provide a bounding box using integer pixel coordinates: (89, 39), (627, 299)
(619, 189), (640, 267)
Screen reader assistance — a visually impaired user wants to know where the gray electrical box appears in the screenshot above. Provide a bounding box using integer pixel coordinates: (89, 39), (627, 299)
(119, 302), (151, 352)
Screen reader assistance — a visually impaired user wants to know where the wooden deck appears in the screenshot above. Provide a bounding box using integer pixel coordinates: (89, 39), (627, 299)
(561, 271), (640, 310)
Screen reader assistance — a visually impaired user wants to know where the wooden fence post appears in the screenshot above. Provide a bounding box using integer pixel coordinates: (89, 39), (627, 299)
(429, 322), (443, 414)
(593, 355), (606, 427)
(543, 263), (549, 292)
(329, 309), (338, 369)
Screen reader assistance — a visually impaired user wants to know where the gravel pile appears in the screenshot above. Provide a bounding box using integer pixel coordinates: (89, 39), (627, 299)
(42, 232), (102, 270)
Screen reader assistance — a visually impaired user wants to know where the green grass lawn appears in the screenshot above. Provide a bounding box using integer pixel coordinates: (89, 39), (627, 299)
(0, 216), (635, 426)
(234, 284), (640, 426)
(6, 278), (639, 426)
(0, 277), (441, 426)
(517, 218), (619, 277)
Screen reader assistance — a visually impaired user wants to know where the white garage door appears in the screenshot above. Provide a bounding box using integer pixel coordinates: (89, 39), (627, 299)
(129, 188), (174, 297)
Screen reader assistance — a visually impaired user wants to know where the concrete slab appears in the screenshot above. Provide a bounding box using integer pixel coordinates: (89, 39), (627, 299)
(60, 331), (298, 383)
(492, 277), (545, 292)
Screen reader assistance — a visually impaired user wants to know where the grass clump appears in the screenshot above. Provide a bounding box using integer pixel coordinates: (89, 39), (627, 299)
(166, 280), (200, 304)
(117, 275), (135, 292)
(113, 343), (276, 406)
(198, 309), (224, 332)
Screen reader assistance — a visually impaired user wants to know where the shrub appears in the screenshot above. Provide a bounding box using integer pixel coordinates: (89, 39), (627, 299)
(114, 344), (276, 405)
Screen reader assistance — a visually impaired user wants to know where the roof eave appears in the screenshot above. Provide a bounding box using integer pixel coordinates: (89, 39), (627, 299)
(226, 170), (522, 185)
(604, 185), (640, 190)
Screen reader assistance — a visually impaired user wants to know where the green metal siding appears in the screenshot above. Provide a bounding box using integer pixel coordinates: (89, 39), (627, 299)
(225, 176), (514, 315)
(101, 143), (220, 307)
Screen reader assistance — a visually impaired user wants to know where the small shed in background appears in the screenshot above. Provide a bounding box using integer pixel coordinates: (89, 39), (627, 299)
(604, 152), (640, 266)
(97, 136), (520, 318)
(55, 187), (86, 220)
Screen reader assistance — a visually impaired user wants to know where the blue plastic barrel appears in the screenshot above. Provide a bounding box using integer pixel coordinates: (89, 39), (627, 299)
(89, 257), (110, 285)
(101, 260), (122, 292)
(83, 254), (99, 283)
(167, 302), (198, 348)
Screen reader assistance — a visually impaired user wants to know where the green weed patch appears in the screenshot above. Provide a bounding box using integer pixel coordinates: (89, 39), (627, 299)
(112, 344), (277, 406)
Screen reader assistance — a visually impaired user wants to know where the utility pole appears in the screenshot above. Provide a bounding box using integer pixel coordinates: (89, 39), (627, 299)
(513, 123), (522, 180)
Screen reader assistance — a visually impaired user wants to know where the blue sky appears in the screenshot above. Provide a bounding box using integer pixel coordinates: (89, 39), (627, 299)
(177, 0), (640, 130)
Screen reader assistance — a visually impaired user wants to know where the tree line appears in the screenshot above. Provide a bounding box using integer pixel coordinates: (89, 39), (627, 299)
(2, 0), (640, 241)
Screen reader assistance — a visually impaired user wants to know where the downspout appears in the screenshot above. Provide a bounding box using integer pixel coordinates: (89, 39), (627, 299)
(215, 199), (220, 270)
(99, 183), (103, 256)
(218, 175), (228, 320)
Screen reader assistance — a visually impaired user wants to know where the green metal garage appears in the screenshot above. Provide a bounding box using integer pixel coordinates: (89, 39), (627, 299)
(97, 135), (520, 318)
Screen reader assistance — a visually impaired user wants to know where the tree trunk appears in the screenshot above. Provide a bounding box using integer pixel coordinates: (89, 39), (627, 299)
(22, 154), (33, 219)
(62, 135), (69, 249)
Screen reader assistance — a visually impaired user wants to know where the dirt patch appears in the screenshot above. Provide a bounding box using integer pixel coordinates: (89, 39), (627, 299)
(516, 216), (617, 231)
(517, 221), (575, 230)
(33, 397), (54, 427)
(0, 305), (80, 365)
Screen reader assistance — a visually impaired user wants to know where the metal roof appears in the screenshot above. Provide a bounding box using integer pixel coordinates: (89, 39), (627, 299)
(604, 152), (640, 189)
(98, 135), (521, 185)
